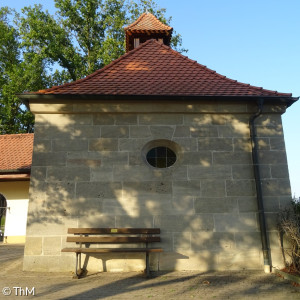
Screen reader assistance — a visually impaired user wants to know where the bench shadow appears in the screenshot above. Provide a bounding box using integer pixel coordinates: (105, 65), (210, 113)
(78, 252), (189, 278)
(39, 271), (204, 299)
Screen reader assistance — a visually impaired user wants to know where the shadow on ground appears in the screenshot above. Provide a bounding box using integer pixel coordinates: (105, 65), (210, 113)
(27, 270), (300, 300)
(0, 244), (299, 299)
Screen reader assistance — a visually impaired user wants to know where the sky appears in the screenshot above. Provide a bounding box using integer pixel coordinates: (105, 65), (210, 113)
(2, 0), (300, 197)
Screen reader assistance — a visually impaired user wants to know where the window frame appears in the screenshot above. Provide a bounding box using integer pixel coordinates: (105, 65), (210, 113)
(142, 139), (181, 169)
(146, 146), (177, 168)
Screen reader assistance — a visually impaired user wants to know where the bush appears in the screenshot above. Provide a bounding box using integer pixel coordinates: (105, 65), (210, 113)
(278, 198), (300, 274)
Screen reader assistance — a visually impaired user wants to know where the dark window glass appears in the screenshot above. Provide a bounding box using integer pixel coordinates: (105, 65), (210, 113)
(146, 146), (176, 168)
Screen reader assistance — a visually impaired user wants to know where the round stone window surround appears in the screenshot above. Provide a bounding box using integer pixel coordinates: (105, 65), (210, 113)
(141, 139), (182, 169)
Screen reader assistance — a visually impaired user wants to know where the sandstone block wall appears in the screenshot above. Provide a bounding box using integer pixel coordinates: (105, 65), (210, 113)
(23, 102), (291, 272)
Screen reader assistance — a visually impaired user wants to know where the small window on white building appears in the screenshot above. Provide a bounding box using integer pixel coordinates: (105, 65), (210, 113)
(134, 38), (140, 48)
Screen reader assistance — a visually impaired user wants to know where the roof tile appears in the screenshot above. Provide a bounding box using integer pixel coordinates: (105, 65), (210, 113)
(0, 134), (34, 171)
(33, 39), (291, 98)
(124, 13), (172, 32)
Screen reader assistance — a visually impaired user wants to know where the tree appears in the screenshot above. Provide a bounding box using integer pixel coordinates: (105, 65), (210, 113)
(0, 0), (186, 134)
(0, 8), (36, 134)
(278, 198), (300, 274)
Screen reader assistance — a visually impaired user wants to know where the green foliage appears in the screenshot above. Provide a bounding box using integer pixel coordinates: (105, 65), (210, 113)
(278, 198), (300, 274)
(0, 0), (186, 134)
(0, 216), (5, 227)
(0, 7), (35, 134)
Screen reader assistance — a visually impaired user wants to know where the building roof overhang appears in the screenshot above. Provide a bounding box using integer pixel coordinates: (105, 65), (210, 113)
(0, 174), (30, 181)
(19, 93), (298, 109)
(0, 169), (31, 182)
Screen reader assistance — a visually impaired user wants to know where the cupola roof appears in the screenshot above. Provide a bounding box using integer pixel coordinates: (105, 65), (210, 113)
(124, 12), (173, 52)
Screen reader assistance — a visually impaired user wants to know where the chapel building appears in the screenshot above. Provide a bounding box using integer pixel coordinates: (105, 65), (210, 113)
(19, 13), (297, 273)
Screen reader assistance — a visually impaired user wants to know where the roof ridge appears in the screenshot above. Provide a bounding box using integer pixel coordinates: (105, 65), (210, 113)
(157, 42), (289, 96)
(124, 12), (172, 31)
(36, 40), (156, 94)
(124, 13), (146, 30)
(30, 38), (293, 98)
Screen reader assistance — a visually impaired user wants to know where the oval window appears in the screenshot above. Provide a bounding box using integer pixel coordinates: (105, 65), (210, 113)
(146, 146), (177, 168)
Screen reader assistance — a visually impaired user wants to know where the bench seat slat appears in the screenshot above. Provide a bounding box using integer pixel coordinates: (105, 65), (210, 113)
(66, 236), (160, 243)
(67, 228), (160, 234)
(61, 247), (163, 253)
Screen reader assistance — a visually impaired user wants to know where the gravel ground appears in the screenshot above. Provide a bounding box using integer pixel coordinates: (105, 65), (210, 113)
(0, 244), (299, 300)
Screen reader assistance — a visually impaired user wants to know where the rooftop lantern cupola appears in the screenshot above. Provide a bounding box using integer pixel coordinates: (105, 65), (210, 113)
(124, 12), (173, 52)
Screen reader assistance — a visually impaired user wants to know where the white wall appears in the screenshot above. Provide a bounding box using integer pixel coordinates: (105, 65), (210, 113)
(4, 199), (29, 236)
(0, 181), (30, 243)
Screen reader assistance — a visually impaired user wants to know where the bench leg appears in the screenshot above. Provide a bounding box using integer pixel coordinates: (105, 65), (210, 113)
(146, 252), (150, 278)
(75, 253), (81, 278)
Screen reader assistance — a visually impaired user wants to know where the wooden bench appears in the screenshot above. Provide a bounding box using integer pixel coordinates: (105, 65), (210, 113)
(61, 228), (163, 278)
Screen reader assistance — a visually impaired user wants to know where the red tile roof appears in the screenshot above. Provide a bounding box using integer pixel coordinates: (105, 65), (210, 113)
(124, 12), (172, 32)
(0, 134), (34, 172)
(33, 39), (291, 98)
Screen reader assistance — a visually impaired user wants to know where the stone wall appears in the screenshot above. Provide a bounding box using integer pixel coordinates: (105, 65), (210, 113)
(23, 101), (291, 272)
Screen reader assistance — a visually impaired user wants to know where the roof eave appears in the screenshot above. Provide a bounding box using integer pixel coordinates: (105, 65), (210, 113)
(0, 174), (31, 181)
(0, 168), (31, 174)
(17, 93), (298, 107)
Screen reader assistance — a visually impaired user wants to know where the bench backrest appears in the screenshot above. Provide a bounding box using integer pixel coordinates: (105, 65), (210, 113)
(66, 228), (161, 244)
